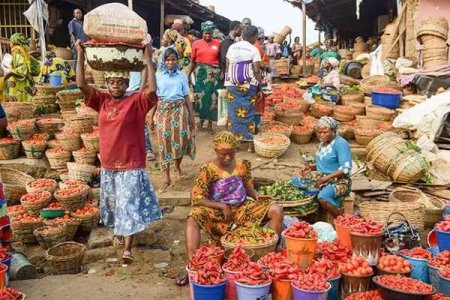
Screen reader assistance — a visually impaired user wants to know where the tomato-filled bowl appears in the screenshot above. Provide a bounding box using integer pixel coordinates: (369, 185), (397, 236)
(372, 275), (436, 300)
(83, 42), (145, 72)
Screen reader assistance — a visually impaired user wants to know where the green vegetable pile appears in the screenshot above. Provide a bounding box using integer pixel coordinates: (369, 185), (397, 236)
(260, 181), (308, 201)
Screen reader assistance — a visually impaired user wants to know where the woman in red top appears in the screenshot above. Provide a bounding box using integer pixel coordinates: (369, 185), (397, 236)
(189, 21), (222, 134)
(75, 40), (161, 264)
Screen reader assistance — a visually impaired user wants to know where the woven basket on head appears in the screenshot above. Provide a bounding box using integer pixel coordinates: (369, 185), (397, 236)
(254, 133), (291, 159)
(45, 242), (86, 274)
(0, 140), (21, 160)
(0, 168), (34, 205)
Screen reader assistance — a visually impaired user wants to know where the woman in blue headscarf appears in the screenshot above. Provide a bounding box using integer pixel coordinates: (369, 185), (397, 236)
(155, 47), (196, 193)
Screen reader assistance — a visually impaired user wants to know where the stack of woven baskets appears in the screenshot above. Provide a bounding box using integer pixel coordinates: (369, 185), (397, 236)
(33, 85), (64, 115)
(417, 17), (449, 70)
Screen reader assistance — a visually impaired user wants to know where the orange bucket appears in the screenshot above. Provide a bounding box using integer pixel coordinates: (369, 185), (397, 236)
(285, 236), (318, 269)
(272, 279), (293, 300)
(0, 263), (7, 291)
(334, 220), (352, 250)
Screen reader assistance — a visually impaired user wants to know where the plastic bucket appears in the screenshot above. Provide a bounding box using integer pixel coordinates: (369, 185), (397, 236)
(49, 74), (62, 87)
(436, 230), (450, 251)
(292, 282), (331, 300)
(428, 264), (440, 292)
(0, 257), (11, 286)
(272, 279), (293, 300)
(341, 273), (372, 299)
(428, 230), (438, 248)
(327, 276), (341, 300)
(371, 91), (401, 109)
(285, 236), (318, 269)
(186, 266), (197, 300)
(344, 61), (363, 79)
(334, 220), (352, 250)
(9, 252), (36, 281)
(223, 267), (241, 300)
(0, 263), (7, 291)
(400, 254), (429, 283)
(439, 274), (450, 296)
(236, 280), (272, 300)
(192, 280), (226, 300)
(350, 232), (382, 266)
(428, 246), (440, 257)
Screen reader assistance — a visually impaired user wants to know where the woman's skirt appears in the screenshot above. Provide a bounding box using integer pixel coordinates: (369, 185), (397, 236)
(193, 63), (221, 121)
(226, 86), (257, 141)
(317, 177), (352, 208)
(100, 168), (162, 236)
(189, 198), (274, 242)
(155, 99), (195, 170)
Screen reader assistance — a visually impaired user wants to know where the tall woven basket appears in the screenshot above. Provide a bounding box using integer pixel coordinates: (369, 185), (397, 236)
(0, 168), (34, 205)
(45, 242), (86, 274)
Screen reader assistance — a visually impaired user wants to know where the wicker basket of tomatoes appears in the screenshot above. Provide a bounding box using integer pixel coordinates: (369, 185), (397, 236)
(44, 215), (81, 240)
(291, 125), (314, 144)
(20, 191), (52, 216)
(67, 162), (96, 183)
(0, 168), (34, 205)
(46, 148), (72, 170)
(7, 205), (27, 218)
(72, 148), (97, 165)
(55, 132), (82, 152)
(310, 103), (334, 118)
(22, 136), (47, 159)
(258, 122), (293, 138)
(220, 227), (278, 260)
(366, 105), (396, 121)
(11, 213), (43, 244)
(376, 255), (412, 277)
(274, 102), (304, 125)
(26, 179), (58, 194)
(54, 184), (89, 212)
(254, 133), (291, 159)
(68, 115), (95, 134)
(80, 131), (99, 152)
(7, 119), (36, 141)
(340, 91), (364, 104)
(71, 206), (100, 232)
(0, 138), (21, 160)
(2, 102), (34, 122)
(56, 90), (83, 112)
(333, 105), (359, 122)
(36, 117), (65, 136)
(34, 224), (69, 249)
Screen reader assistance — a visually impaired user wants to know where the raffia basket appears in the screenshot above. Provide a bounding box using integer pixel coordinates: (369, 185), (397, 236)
(259, 121), (293, 138)
(359, 76), (400, 94)
(290, 128), (314, 144)
(359, 200), (425, 230)
(386, 150), (426, 183)
(367, 138), (406, 174)
(221, 233), (278, 260)
(72, 150), (97, 165)
(35, 85), (65, 96)
(283, 97), (311, 114)
(71, 210), (100, 232)
(67, 163), (95, 183)
(348, 102), (366, 115)
(341, 91), (364, 104)
(60, 111), (78, 122)
(44, 218), (81, 241)
(45, 242), (86, 274)
(417, 17), (449, 41)
(46, 149), (72, 170)
(55, 133), (82, 152)
(274, 108), (304, 125)
(32, 94), (57, 106)
(36, 117), (65, 135)
(422, 195), (446, 229)
(20, 191), (52, 216)
(22, 140), (47, 159)
(11, 217), (44, 244)
(0, 140), (21, 160)
(389, 188), (422, 203)
(8, 119), (36, 141)
(34, 225), (69, 249)
(366, 105), (396, 121)
(354, 128), (382, 146)
(68, 116), (95, 134)
(356, 116), (382, 129)
(54, 184), (90, 212)
(254, 133), (291, 159)
(333, 105), (358, 122)
(80, 134), (99, 152)
(26, 179), (58, 194)
(56, 90), (83, 112)
(0, 168), (34, 205)
(311, 103), (334, 118)
(2, 102), (35, 122)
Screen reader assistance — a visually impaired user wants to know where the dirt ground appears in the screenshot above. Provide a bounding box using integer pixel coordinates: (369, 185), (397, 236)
(10, 128), (366, 299)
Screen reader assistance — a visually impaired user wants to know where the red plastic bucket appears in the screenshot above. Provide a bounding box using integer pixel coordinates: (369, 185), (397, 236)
(222, 267), (242, 300)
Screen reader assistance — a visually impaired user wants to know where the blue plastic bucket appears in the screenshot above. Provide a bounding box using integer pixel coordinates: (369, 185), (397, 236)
(49, 74), (62, 87)
(235, 280), (271, 300)
(444, 205), (450, 216)
(191, 280), (226, 300)
(400, 254), (430, 283)
(428, 263), (440, 292)
(371, 91), (401, 109)
(437, 230), (450, 251)
(327, 276), (341, 300)
(439, 274), (450, 296)
(292, 282), (331, 300)
(428, 246), (440, 257)
(0, 257), (11, 286)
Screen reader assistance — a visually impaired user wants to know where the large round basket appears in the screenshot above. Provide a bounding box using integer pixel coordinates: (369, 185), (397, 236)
(290, 128), (314, 144)
(32, 94), (57, 106)
(22, 140), (47, 159)
(20, 191), (52, 216)
(55, 133), (82, 152)
(389, 188), (422, 203)
(34, 225), (68, 249)
(71, 210), (100, 232)
(0, 168), (34, 205)
(386, 150), (426, 183)
(0, 140), (21, 160)
(36, 117), (65, 135)
(356, 116), (382, 129)
(67, 163), (96, 183)
(46, 149), (72, 170)
(72, 150), (97, 165)
(220, 233), (278, 260)
(354, 128), (382, 146)
(11, 218), (43, 244)
(341, 91), (364, 104)
(359, 200), (425, 230)
(367, 136), (406, 174)
(423, 196), (446, 229)
(348, 102), (366, 115)
(56, 90), (83, 112)
(45, 242), (86, 274)
(68, 116), (95, 134)
(254, 133), (291, 159)
(274, 109), (304, 125)
(359, 76), (400, 94)
(333, 106), (358, 122)
(311, 103), (334, 118)
(366, 105), (396, 121)
(2, 102), (34, 122)
(417, 17), (449, 40)
(35, 85), (65, 96)
(258, 122), (293, 137)
(26, 179), (58, 194)
(8, 119), (36, 141)
(44, 218), (81, 240)
(54, 185), (89, 212)
(80, 134), (99, 152)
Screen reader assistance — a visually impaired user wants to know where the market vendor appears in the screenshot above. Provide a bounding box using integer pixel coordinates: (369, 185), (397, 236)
(176, 131), (284, 286)
(300, 117), (352, 218)
(304, 57), (341, 103)
(37, 50), (75, 85)
(0, 104), (12, 251)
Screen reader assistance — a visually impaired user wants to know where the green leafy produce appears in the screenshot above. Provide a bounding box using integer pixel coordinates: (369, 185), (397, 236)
(260, 181), (308, 201)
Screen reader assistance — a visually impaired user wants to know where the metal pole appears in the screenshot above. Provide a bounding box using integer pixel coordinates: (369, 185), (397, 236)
(302, 1), (307, 77)
(160, 0), (165, 39)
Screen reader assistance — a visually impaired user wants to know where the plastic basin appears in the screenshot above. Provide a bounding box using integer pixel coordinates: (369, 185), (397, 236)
(373, 275), (436, 300)
(40, 209), (65, 219)
(371, 91), (401, 109)
(400, 254), (430, 283)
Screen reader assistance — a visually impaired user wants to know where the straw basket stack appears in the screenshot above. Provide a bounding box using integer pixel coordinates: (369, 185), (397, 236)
(381, 24), (399, 60)
(417, 17), (449, 70)
(273, 25), (292, 44)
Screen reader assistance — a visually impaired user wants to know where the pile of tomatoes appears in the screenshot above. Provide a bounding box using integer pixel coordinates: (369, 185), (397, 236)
(344, 290), (383, 300)
(400, 247), (431, 260)
(439, 265), (450, 279)
(0, 288), (24, 300)
(188, 245), (223, 271)
(350, 218), (384, 235)
(316, 240), (352, 263)
(20, 191), (50, 204)
(292, 125), (313, 133)
(7, 205), (26, 216)
(435, 219), (450, 232)
(258, 252), (302, 280)
(39, 225), (64, 235)
(266, 124), (291, 134)
(284, 221), (318, 239)
(46, 214), (79, 225)
(335, 214), (364, 228)
(339, 256), (373, 277)
(28, 179), (56, 190)
(307, 258), (340, 279)
(235, 262), (271, 285)
(292, 274), (330, 291)
(72, 206), (99, 217)
(377, 275), (433, 294)
(222, 245), (250, 272)
(377, 255), (411, 273)
(12, 213), (42, 225)
(47, 202), (64, 210)
(275, 101), (301, 111)
(258, 136), (288, 145)
(429, 251), (450, 268)
(46, 148), (69, 155)
(194, 261), (226, 285)
(55, 185), (87, 198)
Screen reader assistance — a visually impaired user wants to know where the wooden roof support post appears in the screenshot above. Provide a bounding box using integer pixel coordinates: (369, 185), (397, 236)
(160, 0), (165, 40)
(302, 1), (307, 77)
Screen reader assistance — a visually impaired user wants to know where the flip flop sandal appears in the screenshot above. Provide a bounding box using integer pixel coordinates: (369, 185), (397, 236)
(175, 273), (189, 286)
(122, 251), (134, 265)
(113, 236), (124, 246)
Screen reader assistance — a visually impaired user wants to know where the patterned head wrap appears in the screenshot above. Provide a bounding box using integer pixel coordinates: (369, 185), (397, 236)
(164, 29), (179, 44)
(104, 71), (130, 80)
(321, 57), (339, 69)
(316, 116), (339, 133)
(213, 131), (238, 149)
(201, 21), (216, 33)
(10, 33), (29, 47)
(213, 29), (225, 40)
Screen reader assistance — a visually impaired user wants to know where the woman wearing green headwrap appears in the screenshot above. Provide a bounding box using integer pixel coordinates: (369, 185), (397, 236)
(188, 21), (222, 134)
(5, 33), (36, 102)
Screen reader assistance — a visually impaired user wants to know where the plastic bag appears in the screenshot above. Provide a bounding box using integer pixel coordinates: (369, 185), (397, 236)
(312, 222), (337, 242)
